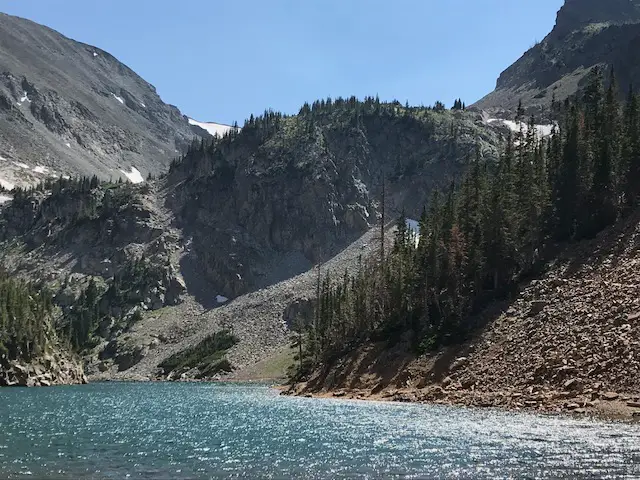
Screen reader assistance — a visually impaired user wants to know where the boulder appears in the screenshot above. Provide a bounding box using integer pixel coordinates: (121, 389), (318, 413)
(563, 379), (582, 391)
(528, 301), (547, 316)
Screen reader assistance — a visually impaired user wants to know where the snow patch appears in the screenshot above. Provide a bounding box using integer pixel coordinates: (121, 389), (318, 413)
(62, 175), (71, 180)
(188, 118), (238, 138)
(0, 194), (12, 204)
(0, 178), (14, 191)
(487, 118), (555, 138)
(17, 92), (31, 105)
(216, 295), (229, 304)
(140, 102), (146, 108)
(65, 142), (71, 148)
(33, 166), (48, 174)
(93, 52), (98, 57)
(405, 219), (420, 247)
(13, 162), (30, 169)
(119, 166), (144, 184)
(112, 93), (125, 105)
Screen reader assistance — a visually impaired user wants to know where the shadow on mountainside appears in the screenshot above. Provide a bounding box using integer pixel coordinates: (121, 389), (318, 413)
(179, 253), (220, 310)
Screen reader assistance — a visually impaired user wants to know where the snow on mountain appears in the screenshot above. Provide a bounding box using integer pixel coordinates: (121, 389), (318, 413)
(188, 118), (237, 138)
(486, 118), (556, 137)
(120, 166), (144, 184)
(216, 295), (229, 304)
(0, 178), (14, 190)
(17, 92), (30, 105)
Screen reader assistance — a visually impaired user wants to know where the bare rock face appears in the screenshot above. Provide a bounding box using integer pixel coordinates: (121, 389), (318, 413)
(0, 350), (87, 387)
(0, 12), (199, 187)
(552, 0), (640, 39)
(168, 107), (503, 300)
(475, 0), (640, 116)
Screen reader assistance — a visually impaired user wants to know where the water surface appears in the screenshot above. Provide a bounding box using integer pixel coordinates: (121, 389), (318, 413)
(1, 382), (639, 478)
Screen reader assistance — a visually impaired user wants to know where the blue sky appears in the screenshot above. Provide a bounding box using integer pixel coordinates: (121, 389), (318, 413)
(1, 0), (563, 125)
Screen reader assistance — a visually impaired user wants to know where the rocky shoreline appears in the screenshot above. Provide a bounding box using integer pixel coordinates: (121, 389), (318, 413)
(0, 351), (87, 387)
(282, 383), (640, 421)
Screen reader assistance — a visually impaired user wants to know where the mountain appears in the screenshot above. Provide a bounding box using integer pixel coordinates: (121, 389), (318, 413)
(10, 0), (639, 396)
(475, 0), (640, 116)
(0, 13), (198, 190)
(165, 101), (502, 300)
(0, 99), (506, 381)
(282, 2), (640, 418)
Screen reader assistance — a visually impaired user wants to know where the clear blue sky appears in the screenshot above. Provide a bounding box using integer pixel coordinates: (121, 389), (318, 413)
(1, 0), (563, 125)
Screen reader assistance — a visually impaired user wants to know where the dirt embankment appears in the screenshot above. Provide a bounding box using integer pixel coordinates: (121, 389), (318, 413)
(286, 212), (640, 420)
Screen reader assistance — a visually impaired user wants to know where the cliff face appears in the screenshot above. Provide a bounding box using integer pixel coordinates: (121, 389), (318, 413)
(0, 13), (198, 190)
(166, 104), (503, 300)
(550, 0), (640, 39)
(1, 349), (87, 387)
(475, 0), (640, 116)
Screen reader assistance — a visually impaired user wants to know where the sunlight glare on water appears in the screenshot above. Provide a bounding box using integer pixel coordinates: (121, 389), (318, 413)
(1, 382), (639, 479)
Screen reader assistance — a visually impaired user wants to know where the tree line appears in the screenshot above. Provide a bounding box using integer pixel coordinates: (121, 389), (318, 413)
(0, 271), (55, 364)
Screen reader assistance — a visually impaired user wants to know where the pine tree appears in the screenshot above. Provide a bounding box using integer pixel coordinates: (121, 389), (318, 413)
(623, 86), (640, 207)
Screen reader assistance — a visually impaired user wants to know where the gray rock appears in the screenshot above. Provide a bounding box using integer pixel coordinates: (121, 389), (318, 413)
(0, 13), (199, 187)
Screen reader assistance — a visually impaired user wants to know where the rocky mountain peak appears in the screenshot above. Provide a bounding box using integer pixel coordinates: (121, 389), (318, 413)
(0, 13), (201, 189)
(474, 0), (640, 116)
(552, 0), (640, 39)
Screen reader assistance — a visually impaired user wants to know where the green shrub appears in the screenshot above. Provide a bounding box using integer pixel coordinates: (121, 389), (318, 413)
(159, 330), (238, 377)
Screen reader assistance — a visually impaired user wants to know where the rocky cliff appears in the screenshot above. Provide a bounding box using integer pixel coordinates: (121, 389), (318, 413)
(1, 349), (86, 387)
(0, 13), (199, 190)
(167, 102), (502, 301)
(475, 0), (640, 116)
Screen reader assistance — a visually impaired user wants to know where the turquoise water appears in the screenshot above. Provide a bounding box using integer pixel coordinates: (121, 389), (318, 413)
(1, 383), (640, 479)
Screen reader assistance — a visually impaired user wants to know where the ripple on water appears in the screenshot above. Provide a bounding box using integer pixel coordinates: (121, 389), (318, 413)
(0, 383), (639, 478)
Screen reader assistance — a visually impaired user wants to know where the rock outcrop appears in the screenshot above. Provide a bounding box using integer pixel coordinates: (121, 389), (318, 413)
(0, 349), (87, 387)
(167, 105), (503, 300)
(475, 0), (640, 116)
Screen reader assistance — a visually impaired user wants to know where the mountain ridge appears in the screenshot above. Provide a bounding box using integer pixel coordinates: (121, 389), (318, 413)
(0, 12), (199, 190)
(475, 0), (640, 116)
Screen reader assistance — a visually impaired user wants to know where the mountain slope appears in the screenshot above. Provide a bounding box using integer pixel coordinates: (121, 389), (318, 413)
(296, 209), (640, 418)
(0, 13), (198, 188)
(475, 0), (640, 116)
